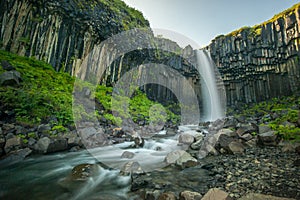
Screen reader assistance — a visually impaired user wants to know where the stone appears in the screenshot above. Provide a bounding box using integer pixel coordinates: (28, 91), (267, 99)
(190, 139), (204, 150)
(201, 188), (232, 200)
(79, 127), (108, 148)
(34, 137), (51, 153)
(70, 163), (100, 181)
(228, 141), (245, 154)
(121, 151), (135, 159)
(2, 123), (15, 132)
(47, 138), (68, 153)
(258, 131), (277, 146)
(236, 124), (256, 136)
(258, 125), (272, 134)
(131, 135), (145, 148)
(296, 145), (300, 155)
(179, 190), (202, 200)
(240, 133), (253, 141)
(158, 192), (177, 200)
(37, 124), (51, 134)
(238, 193), (296, 200)
(0, 71), (21, 86)
(1, 60), (15, 71)
(175, 152), (198, 169)
(0, 148), (32, 165)
(218, 128), (236, 137)
(164, 150), (187, 164)
(178, 133), (195, 145)
(120, 161), (144, 176)
(4, 135), (21, 153)
(223, 117), (238, 129)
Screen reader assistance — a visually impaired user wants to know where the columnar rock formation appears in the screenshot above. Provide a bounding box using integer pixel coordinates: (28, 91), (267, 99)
(206, 4), (300, 106)
(0, 0), (149, 74)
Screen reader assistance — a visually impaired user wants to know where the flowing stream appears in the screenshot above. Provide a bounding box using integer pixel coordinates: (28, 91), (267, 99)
(0, 130), (193, 200)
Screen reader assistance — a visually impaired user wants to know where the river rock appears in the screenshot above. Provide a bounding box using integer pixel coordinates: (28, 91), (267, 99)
(238, 193), (296, 200)
(218, 128), (236, 137)
(0, 70), (21, 86)
(201, 188), (232, 200)
(164, 150), (187, 164)
(4, 135), (21, 153)
(71, 163), (100, 181)
(178, 133), (195, 145)
(179, 190), (202, 200)
(121, 151), (135, 159)
(79, 127), (108, 148)
(120, 161), (144, 176)
(258, 131), (277, 146)
(176, 153), (198, 169)
(158, 192), (177, 200)
(0, 148), (32, 165)
(236, 124), (256, 136)
(47, 138), (68, 153)
(34, 137), (51, 153)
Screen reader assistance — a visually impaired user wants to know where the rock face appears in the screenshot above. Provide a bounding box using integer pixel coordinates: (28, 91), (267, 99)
(0, 0), (149, 74)
(206, 4), (300, 106)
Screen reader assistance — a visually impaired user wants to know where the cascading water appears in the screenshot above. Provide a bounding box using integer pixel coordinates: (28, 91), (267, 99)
(196, 49), (225, 121)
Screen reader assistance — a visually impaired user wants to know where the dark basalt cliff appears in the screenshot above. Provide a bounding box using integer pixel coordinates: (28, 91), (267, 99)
(0, 0), (149, 73)
(206, 4), (300, 106)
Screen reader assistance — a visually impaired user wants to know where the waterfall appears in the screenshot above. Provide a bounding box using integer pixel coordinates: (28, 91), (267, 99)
(196, 49), (225, 121)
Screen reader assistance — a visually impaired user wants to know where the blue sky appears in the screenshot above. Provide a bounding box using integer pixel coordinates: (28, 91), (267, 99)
(123, 0), (299, 48)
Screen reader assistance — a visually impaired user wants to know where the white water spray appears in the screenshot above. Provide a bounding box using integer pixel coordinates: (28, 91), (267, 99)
(196, 49), (225, 121)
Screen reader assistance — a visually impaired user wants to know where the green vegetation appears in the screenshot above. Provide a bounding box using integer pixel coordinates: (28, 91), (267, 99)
(0, 50), (178, 128)
(238, 96), (300, 142)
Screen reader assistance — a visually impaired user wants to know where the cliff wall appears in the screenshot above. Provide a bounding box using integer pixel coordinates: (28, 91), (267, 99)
(206, 4), (300, 106)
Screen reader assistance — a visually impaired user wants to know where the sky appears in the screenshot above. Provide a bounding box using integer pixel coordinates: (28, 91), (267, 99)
(122, 0), (300, 48)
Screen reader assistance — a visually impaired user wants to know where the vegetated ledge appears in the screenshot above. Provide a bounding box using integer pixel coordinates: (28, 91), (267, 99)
(206, 2), (300, 107)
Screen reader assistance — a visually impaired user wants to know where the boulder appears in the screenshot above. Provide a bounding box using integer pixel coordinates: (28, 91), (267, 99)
(120, 161), (144, 176)
(164, 150), (197, 169)
(258, 125), (272, 134)
(179, 190), (202, 200)
(238, 193), (296, 200)
(0, 148), (32, 165)
(201, 188), (232, 200)
(178, 133), (195, 146)
(37, 124), (51, 134)
(4, 135), (21, 153)
(258, 131), (277, 146)
(228, 141), (245, 154)
(121, 151), (135, 159)
(218, 128), (236, 137)
(79, 127), (108, 148)
(0, 70), (21, 86)
(236, 124), (256, 136)
(34, 137), (51, 153)
(71, 163), (100, 181)
(158, 192), (177, 200)
(47, 138), (68, 153)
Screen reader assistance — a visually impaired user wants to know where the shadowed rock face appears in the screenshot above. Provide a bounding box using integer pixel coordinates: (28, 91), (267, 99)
(206, 4), (300, 106)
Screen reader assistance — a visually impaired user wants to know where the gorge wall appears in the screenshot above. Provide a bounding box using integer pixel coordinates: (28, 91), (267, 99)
(0, 0), (149, 74)
(206, 4), (300, 106)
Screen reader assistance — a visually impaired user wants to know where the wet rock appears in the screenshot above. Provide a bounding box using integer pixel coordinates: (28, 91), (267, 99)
(258, 131), (277, 146)
(238, 193), (296, 200)
(201, 188), (232, 200)
(4, 135), (21, 153)
(0, 148), (32, 165)
(131, 135), (145, 148)
(120, 161), (144, 176)
(223, 117), (238, 129)
(47, 138), (68, 153)
(239, 133), (253, 141)
(236, 124), (256, 136)
(2, 123), (15, 133)
(179, 190), (202, 200)
(175, 153), (198, 169)
(0, 71), (21, 86)
(71, 163), (100, 181)
(121, 151), (135, 159)
(178, 133), (195, 145)
(164, 150), (188, 164)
